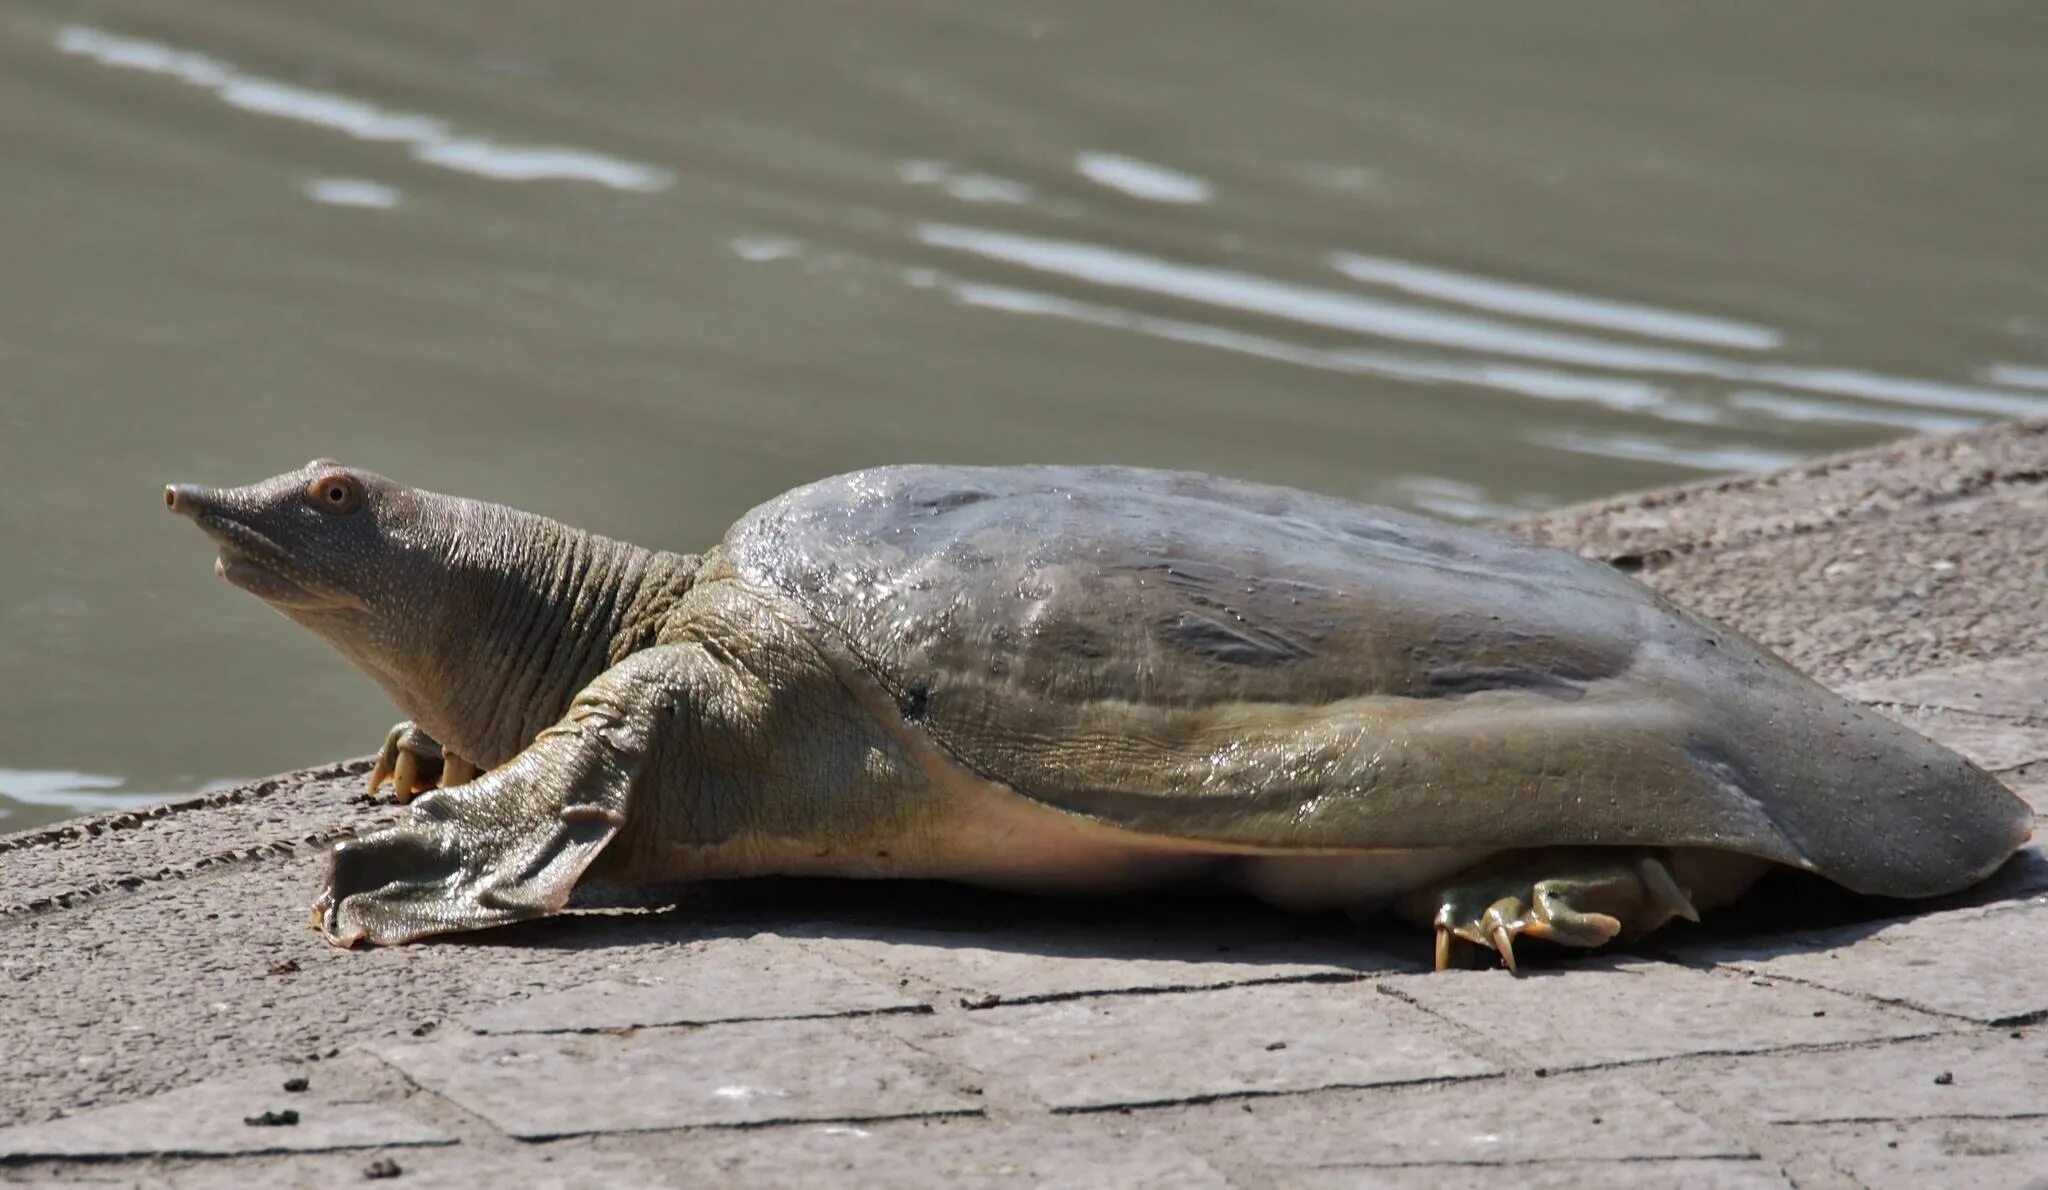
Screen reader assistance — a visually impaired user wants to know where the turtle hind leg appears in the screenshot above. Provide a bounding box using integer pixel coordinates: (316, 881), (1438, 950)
(1402, 848), (1747, 973)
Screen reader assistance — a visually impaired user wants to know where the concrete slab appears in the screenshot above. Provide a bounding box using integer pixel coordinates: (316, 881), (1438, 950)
(812, 919), (1407, 1007)
(921, 981), (1495, 1111)
(1845, 657), (2048, 720)
(1265, 1158), (1790, 1189)
(1863, 705), (2048, 773)
(2010, 761), (2048, 814)
(463, 933), (923, 1034)
(1662, 1031), (2048, 1124)
(0, 1058), (450, 1159)
(637, 1116), (1232, 1188)
(1772, 1117), (2048, 1190)
(1385, 959), (1947, 1069)
(371, 1017), (977, 1138)
(0, 761), (389, 916)
(1159, 1070), (1751, 1170)
(11, 1140), (673, 1189)
(1683, 899), (2048, 1026)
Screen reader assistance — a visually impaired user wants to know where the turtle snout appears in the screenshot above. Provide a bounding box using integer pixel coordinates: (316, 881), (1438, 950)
(164, 483), (215, 518)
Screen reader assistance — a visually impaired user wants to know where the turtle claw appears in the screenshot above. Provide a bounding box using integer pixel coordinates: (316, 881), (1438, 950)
(366, 722), (482, 803)
(442, 754), (481, 787)
(1488, 922), (1518, 973)
(392, 747), (428, 802)
(368, 721), (440, 801)
(1415, 850), (1696, 974)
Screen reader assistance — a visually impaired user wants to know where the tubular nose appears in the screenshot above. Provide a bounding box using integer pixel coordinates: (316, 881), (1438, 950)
(165, 483), (206, 516)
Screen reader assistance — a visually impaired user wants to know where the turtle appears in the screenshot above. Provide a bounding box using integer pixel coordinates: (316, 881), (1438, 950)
(163, 461), (2032, 970)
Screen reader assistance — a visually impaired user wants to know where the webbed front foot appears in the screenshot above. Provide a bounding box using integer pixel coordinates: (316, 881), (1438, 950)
(366, 721), (481, 803)
(319, 648), (687, 946)
(1406, 849), (1700, 973)
(317, 751), (632, 947)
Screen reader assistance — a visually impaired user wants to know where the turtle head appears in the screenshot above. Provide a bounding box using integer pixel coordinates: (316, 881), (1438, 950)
(166, 459), (692, 766)
(165, 459), (463, 617)
(164, 459), (511, 715)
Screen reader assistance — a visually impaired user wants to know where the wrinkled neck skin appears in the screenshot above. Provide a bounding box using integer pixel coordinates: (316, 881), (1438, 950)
(293, 497), (700, 769)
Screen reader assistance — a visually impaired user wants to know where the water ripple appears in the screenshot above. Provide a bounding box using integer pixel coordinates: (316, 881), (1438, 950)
(917, 222), (2048, 419)
(1075, 152), (1214, 204)
(1330, 253), (1782, 350)
(57, 25), (673, 193)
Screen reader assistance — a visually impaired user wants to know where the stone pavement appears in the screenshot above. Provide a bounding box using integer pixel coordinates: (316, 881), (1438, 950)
(4, 422), (2046, 1189)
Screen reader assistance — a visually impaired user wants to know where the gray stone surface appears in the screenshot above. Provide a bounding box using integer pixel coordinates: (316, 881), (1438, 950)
(1867, 704), (2048, 773)
(643, 1117), (1233, 1188)
(31, 1141), (674, 1189)
(373, 1017), (977, 1138)
(1160, 1071), (1751, 1170)
(0, 760), (391, 916)
(0, 1057), (450, 1159)
(6, 420), (2047, 1186)
(924, 981), (1495, 1110)
(1685, 899), (2048, 1026)
(1846, 657), (2048, 720)
(1514, 421), (2048, 687)
(1661, 1032), (2048, 1124)
(2012, 761), (2048, 815)
(814, 919), (1405, 1007)
(462, 933), (923, 1034)
(1776, 1117), (2048, 1190)
(1386, 958), (1947, 1070)
(1266, 1159), (1791, 1190)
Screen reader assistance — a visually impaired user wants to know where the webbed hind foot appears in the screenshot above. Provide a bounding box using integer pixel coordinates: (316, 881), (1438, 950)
(1407, 850), (1701, 973)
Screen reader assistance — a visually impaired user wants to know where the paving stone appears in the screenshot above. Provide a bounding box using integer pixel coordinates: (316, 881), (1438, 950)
(2008, 761), (2048, 814)
(1685, 899), (2048, 1026)
(1264, 1158), (1789, 1189)
(0, 1062), (451, 1159)
(370, 1017), (975, 1138)
(1161, 1071), (1749, 1170)
(67, 1140), (673, 1189)
(1845, 657), (2048, 720)
(1668, 1031), (2048, 1123)
(1386, 958), (1942, 1069)
(813, 920), (1406, 1007)
(921, 981), (1493, 1111)
(1866, 705), (2048, 772)
(1773, 1117), (2048, 1190)
(463, 933), (922, 1033)
(641, 1115), (1231, 1188)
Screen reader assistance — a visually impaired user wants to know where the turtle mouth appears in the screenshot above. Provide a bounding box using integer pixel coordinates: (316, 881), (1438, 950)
(199, 516), (328, 608)
(166, 483), (369, 613)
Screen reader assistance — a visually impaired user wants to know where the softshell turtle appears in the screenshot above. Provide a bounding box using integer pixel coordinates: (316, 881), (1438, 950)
(165, 461), (2031, 969)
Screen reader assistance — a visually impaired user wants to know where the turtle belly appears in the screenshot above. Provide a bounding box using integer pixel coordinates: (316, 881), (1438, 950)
(900, 754), (1496, 903)
(1230, 850), (1494, 910)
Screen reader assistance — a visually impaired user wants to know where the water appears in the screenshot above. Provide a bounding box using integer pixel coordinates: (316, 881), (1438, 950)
(3, 2), (2045, 830)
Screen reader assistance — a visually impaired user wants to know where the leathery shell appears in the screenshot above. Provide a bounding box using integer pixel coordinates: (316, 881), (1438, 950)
(725, 465), (2031, 898)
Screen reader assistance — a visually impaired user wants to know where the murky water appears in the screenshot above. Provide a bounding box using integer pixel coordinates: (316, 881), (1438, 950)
(3, 2), (2046, 830)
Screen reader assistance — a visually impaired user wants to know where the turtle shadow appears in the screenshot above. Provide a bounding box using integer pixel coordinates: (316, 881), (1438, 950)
(1631, 844), (2047, 966)
(515, 876), (1425, 974)
(436, 844), (2045, 975)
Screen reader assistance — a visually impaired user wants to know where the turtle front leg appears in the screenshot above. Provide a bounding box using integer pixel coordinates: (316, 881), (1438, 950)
(1403, 849), (1712, 973)
(366, 721), (483, 802)
(319, 650), (681, 946)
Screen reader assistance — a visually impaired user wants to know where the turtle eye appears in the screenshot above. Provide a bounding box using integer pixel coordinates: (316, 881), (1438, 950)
(306, 473), (364, 515)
